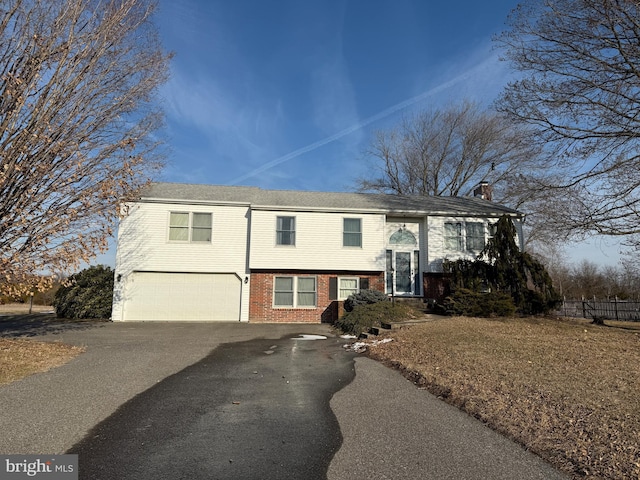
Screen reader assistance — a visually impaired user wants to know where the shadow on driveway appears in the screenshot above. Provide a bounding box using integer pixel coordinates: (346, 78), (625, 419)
(0, 313), (108, 338)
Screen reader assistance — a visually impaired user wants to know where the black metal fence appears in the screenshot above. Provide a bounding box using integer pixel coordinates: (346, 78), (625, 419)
(556, 298), (640, 322)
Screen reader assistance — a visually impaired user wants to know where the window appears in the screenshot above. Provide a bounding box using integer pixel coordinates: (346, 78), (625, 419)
(274, 277), (294, 306)
(276, 216), (295, 246)
(169, 212), (212, 243)
(488, 222), (498, 239)
(466, 222), (485, 252)
(169, 212), (189, 241)
(343, 218), (362, 247)
(445, 221), (488, 252)
(192, 213), (212, 242)
(338, 277), (359, 300)
(444, 222), (463, 251)
(297, 277), (316, 307)
(389, 229), (417, 245)
(385, 250), (393, 293)
(274, 276), (316, 308)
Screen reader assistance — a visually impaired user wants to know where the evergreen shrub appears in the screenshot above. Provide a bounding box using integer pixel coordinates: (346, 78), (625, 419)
(344, 289), (388, 312)
(336, 301), (413, 335)
(441, 288), (516, 317)
(53, 265), (114, 319)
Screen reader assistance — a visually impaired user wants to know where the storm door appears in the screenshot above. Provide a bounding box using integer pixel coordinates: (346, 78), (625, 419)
(395, 251), (412, 294)
(386, 225), (420, 296)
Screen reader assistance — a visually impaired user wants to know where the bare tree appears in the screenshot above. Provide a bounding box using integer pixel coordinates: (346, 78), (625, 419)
(0, 0), (170, 294)
(359, 101), (546, 200)
(495, 0), (640, 248)
(358, 100), (559, 247)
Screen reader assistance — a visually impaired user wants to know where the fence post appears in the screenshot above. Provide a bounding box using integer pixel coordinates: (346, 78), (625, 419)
(615, 296), (619, 322)
(582, 296), (586, 319)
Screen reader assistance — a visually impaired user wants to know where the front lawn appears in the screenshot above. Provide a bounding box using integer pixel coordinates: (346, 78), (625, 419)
(367, 316), (640, 480)
(0, 338), (84, 385)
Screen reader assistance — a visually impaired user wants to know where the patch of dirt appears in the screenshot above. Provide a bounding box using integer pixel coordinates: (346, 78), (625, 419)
(366, 316), (640, 480)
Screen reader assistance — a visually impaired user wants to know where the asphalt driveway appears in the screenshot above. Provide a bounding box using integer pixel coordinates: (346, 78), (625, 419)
(0, 317), (568, 479)
(0, 317), (333, 455)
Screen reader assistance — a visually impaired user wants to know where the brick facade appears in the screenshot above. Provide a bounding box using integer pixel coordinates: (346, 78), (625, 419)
(249, 270), (385, 323)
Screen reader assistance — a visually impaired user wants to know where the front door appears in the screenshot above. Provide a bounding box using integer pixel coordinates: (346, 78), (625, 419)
(395, 252), (412, 294)
(387, 249), (420, 295)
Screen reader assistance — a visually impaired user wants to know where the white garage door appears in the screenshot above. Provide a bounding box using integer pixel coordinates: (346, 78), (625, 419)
(124, 272), (241, 321)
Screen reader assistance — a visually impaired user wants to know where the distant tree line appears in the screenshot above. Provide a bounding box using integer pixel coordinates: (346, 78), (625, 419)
(545, 259), (640, 301)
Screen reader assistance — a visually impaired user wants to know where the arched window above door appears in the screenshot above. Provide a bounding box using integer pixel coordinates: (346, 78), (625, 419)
(389, 228), (417, 245)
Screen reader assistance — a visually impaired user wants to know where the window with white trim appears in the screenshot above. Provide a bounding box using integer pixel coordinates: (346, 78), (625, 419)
(444, 221), (487, 252)
(274, 276), (317, 308)
(338, 277), (359, 300)
(465, 222), (485, 252)
(169, 212), (212, 243)
(276, 216), (295, 246)
(444, 222), (463, 251)
(343, 218), (362, 247)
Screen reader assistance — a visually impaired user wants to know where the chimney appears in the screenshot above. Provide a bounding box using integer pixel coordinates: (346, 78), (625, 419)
(474, 181), (492, 201)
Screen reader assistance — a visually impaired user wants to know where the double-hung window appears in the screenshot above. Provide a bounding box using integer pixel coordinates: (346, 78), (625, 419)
(444, 221), (488, 252)
(169, 212), (212, 243)
(343, 218), (362, 247)
(444, 222), (463, 251)
(274, 276), (317, 308)
(466, 222), (485, 252)
(338, 277), (359, 300)
(276, 216), (295, 246)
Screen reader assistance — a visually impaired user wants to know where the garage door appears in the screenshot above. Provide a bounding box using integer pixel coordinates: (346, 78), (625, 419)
(123, 272), (241, 321)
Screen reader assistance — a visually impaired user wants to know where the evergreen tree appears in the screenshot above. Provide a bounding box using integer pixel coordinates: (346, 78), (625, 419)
(444, 215), (560, 315)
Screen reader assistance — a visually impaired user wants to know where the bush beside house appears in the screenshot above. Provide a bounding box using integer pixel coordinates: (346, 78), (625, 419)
(442, 215), (561, 316)
(53, 265), (114, 319)
(336, 290), (415, 335)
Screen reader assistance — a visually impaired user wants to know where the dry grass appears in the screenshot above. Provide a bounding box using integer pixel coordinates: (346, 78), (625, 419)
(368, 316), (640, 480)
(0, 338), (84, 385)
(0, 303), (54, 314)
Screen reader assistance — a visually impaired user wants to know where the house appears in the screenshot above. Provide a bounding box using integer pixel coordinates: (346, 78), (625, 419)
(111, 182), (524, 323)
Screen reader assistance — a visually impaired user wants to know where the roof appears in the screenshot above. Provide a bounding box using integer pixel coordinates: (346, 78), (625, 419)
(139, 182), (522, 217)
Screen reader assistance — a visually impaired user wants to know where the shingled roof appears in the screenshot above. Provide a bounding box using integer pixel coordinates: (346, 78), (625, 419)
(140, 182), (522, 217)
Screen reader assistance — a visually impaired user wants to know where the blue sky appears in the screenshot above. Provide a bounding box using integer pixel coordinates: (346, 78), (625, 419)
(97, 0), (622, 267)
(155, 0), (517, 190)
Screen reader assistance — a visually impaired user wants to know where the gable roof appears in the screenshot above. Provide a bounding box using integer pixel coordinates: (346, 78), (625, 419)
(139, 182), (522, 217)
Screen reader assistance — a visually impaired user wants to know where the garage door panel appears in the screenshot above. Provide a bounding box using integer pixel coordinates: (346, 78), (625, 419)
(124, 272), (241, 321)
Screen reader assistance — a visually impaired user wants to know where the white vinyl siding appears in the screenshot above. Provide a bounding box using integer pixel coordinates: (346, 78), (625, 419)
(274, 276), (316, 308)
(112, 202), (250, 322)
(250, 210), (385, 271)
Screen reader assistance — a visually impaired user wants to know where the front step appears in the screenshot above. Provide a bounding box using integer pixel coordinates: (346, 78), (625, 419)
(373, 315), (445, 335)
(370, 323), (394, 335)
